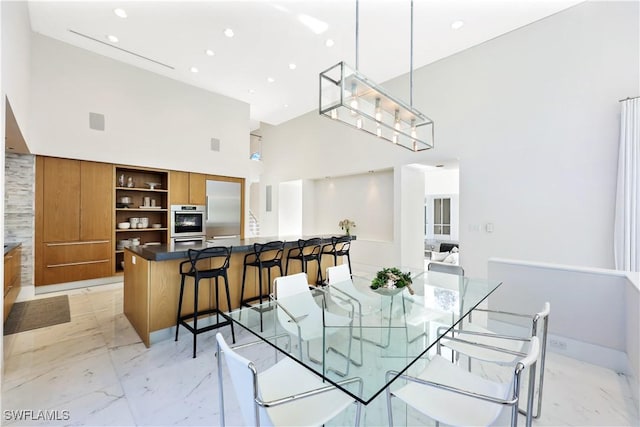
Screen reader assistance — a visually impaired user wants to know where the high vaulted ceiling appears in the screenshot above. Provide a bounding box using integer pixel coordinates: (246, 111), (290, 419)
(27, 0), (582, 128)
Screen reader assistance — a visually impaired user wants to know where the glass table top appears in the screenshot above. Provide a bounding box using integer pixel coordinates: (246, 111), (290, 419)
(224, 269), (502, 405)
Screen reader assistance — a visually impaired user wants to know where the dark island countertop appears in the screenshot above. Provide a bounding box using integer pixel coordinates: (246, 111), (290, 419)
(4, 242), (22, 255)
(125, 235), (354, 261)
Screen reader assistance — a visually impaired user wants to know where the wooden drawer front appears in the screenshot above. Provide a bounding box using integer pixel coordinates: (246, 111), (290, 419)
(43, 241), (111, 285)
(44, 240), (111, 266)
(43, 262), (112, 285)
(4, 254), (13, 294)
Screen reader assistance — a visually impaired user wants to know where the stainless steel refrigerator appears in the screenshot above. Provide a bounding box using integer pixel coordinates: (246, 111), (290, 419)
(205, 180), (241, 239)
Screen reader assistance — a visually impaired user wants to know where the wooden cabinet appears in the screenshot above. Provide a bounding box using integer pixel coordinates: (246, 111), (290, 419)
(4, 246), (21, 322)
(115, 166), (169, 273)
(81, 161), (113, 240)
(35, 156), (113, 286)
(169, 171), (189, 205)
(42, 157), (81, 242)
(189, 173), (206, 205)
(168, 171), (206, 206)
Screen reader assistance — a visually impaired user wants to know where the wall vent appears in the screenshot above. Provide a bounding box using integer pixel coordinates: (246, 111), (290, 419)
(89, 112), (105, 131)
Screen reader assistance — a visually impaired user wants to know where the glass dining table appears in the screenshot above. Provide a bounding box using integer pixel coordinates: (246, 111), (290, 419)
(223, 267), (502, 424)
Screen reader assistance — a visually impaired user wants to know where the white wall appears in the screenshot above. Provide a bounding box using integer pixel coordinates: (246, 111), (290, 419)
(261, 1), (639, 278)
(27, 34), (256, 180)
(278, 180), (302, 236)
(1, 1), (31, 140)
(425, 168), (459, 195)
(399, 165), (426, 269)
(488, 258), (639, 380)
(312, 170), (394, 241)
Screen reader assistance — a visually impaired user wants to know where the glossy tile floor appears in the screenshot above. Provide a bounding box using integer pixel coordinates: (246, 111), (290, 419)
(2, 283), (638, 426)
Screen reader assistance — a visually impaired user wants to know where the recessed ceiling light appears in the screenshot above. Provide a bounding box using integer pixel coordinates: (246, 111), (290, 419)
(325, 39), (335, 48)
(451, 20), (465, 30)
(106, 34), (119, 43)
(223, 28), (234, 38)
(205, 49), (215, 56)
(297, 14), (328, 35)
(248, 89), (256, 94)
(267, 77), (275, 83)
(284, 104), (289, 108)
(113, 8), (127, 18)
(288, 63), (297, 70)
(190, 66), (199, 73)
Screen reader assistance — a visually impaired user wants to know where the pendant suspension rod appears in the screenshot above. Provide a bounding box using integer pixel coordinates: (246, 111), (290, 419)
(355, 0), (360, 70)
(410, 0), (414, 107)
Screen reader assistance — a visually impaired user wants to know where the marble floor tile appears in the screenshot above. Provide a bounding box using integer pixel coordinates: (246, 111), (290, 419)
(2, 283), (638, 427)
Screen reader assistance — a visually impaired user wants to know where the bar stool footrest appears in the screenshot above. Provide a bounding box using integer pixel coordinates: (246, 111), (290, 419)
(178, 308), (231, 335)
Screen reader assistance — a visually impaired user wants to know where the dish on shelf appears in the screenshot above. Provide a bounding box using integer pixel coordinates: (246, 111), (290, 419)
(145, 242), (161, 246)
(151, 223), (162, 229)
(146, 182), (161, 190)
(116, 203), (134, 208)
(117, 222), (131, 229)
(139, 206), (162, 209)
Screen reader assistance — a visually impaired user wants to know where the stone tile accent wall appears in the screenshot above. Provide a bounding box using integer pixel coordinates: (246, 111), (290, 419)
(4, 153), (35, 287)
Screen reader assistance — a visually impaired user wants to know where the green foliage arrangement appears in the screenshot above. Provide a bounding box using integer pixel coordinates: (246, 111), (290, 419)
(370, 267), (413, 290)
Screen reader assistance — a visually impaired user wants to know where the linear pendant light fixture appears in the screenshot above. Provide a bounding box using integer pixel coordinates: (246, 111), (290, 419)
(319, 0), (434, 151)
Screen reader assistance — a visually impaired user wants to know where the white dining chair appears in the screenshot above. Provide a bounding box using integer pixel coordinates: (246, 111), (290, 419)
(273, 272), (354, 376)
(386, 336), (540, 427)
(325, 264), (383, 364)
(439, 302), (550, 419)
(216, 333), (362, 427)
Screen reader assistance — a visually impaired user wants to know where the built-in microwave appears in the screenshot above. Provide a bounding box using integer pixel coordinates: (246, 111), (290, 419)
(170, 205), (206, 239)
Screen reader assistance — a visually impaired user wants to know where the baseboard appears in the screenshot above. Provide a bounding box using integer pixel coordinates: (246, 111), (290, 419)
(488, 319), (632, 375)
(33, 276), (123, 296)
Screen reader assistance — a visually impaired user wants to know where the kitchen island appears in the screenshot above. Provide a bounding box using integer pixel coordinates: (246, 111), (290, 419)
(123, 235), (350, 346)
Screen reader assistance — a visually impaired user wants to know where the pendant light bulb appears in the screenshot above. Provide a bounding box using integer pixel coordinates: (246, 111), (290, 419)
(376, 125), (382, 137)
(410, 119), (417, 138)
(330, 108), (338, 120)
(375, 98), (382, 122)
(350, 82), (359, 116)
(392, 133), (398, 144)
(356, 117), (363, 129)
(394, 109), (401, 131)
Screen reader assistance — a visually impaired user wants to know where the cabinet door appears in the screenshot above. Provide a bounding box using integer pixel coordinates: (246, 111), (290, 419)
(43, 157), (81, 242)
(81, 161), (113, 240)
(170, 171), (189, 205)
(189, 173), (206, 205)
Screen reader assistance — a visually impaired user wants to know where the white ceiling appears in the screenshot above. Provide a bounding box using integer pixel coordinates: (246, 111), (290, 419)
(27, 0), (582, 128)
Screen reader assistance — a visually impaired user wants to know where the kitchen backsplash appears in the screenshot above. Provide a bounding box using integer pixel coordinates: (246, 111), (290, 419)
(5, 152), (35, 287)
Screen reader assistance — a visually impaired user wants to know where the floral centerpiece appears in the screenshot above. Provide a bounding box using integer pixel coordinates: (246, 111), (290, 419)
(338, 219), (356, 235)
(370, 267), (414, 295)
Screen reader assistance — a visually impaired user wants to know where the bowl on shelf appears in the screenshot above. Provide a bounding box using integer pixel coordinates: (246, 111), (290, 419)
(151, 223), (162, 229)
(117, 222), (131, 229)
(146, 182), (161, 190)
(120, 261), (125, 270)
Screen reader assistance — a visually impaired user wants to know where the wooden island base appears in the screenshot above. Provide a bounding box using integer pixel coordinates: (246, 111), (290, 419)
(123, 240), (344, 347)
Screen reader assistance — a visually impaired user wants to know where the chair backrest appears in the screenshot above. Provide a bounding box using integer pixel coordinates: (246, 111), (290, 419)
(326, 264), (351, 285)
(428, 262), (464, 276)
(274, 272), (310, 298)
(296, 238), (321, 256)
(253, 241), (284, 262)
(187, 246), (231, 271)
(273, 273), (320, 322)
(331, 235), (351, 252)
(216, 333), (270, 426)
